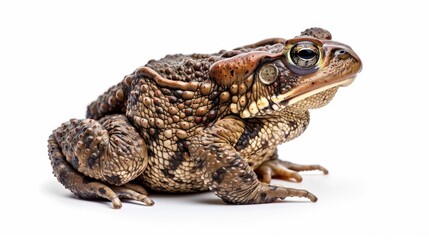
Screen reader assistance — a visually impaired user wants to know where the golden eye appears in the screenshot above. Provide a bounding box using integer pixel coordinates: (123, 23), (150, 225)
(259, 64), (278, 85)
(290, 42), (319, 68)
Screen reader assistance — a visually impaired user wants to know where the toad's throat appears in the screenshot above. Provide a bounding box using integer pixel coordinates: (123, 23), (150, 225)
(272, 76), (356, 106)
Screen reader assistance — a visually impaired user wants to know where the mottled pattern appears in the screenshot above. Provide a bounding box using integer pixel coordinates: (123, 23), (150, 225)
(48, 28), (362, 208)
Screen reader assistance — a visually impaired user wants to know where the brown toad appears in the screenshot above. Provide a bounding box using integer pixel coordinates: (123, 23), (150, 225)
(48, 28), (362, 208)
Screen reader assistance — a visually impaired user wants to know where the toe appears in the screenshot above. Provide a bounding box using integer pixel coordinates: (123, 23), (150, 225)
(282, 161), (329, 174)
(113, 186), (155, 206)
(261, 174), (272, 184)
(123, 183), (149, 195)
(263, 185), (318, 203)
(112, 197), (122, 209)
(307, 192), (318, 202)
(141, 196), (155, 206)
(86, 182), (123, 209)
(318, 165), (329, 175)
(273, 166), (303, 182)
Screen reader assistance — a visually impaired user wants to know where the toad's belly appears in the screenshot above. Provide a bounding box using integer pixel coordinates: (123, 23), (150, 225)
(135, 146), (276, 193)
(136, 155), (208, 193)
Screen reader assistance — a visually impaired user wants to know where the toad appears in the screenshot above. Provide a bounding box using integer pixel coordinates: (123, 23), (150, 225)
(48, 28), (362, 208)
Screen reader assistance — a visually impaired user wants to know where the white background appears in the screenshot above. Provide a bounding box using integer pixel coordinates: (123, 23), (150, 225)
(0, 0), (428, 239)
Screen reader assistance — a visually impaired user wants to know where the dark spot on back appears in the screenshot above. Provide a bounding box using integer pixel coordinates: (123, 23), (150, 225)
(168, 96), (177, 103)
(161, 88), (171, 95)
(156, 106), (164, 114)
(184, 108), (193, 116)
(174, 90), (183, 98)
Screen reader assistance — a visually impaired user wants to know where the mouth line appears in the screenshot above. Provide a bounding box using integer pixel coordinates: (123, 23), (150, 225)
(273, 76), (356, 106)
(237, 76), (356, 118)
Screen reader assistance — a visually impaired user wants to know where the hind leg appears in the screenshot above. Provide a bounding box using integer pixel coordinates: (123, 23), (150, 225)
(48, 114), (153, 208)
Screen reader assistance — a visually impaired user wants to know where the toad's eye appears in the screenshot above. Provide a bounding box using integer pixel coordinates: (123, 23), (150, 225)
(290, 43), (319, 68)
(286, 41), (321, 75)
(297, 48), (316, 60)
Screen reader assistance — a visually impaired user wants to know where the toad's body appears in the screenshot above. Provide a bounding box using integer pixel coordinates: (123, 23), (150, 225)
(48, 28), (362, 208)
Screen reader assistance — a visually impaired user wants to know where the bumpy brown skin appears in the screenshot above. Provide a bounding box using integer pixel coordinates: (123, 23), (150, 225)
(48, 28), (362, 208)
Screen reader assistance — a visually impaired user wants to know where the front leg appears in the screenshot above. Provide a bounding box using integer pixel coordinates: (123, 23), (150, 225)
(189, 117), (317, 204)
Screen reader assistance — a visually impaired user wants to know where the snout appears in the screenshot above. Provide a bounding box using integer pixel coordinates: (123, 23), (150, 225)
(323, 41), (362, 74)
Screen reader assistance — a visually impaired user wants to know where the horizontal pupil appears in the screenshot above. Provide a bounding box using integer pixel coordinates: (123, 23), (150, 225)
(298, 49), (315, 59)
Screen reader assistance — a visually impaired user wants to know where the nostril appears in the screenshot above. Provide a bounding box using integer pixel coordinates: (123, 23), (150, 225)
(336, 49), (347, 55)
(335, 49), (349, 60)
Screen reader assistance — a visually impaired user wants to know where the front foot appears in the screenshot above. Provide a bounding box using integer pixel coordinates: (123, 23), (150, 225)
(265, 184), (318, 203)
(223, 183), (318, 204)
(255, 160), (328, 184)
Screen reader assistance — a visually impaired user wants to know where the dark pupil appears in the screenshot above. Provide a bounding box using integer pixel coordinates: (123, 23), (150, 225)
(298, 49), (315, 59)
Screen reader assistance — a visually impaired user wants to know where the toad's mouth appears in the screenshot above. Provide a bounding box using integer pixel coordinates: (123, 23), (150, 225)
(271, 76), (356, 106)
(236, 75), (357, 118)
